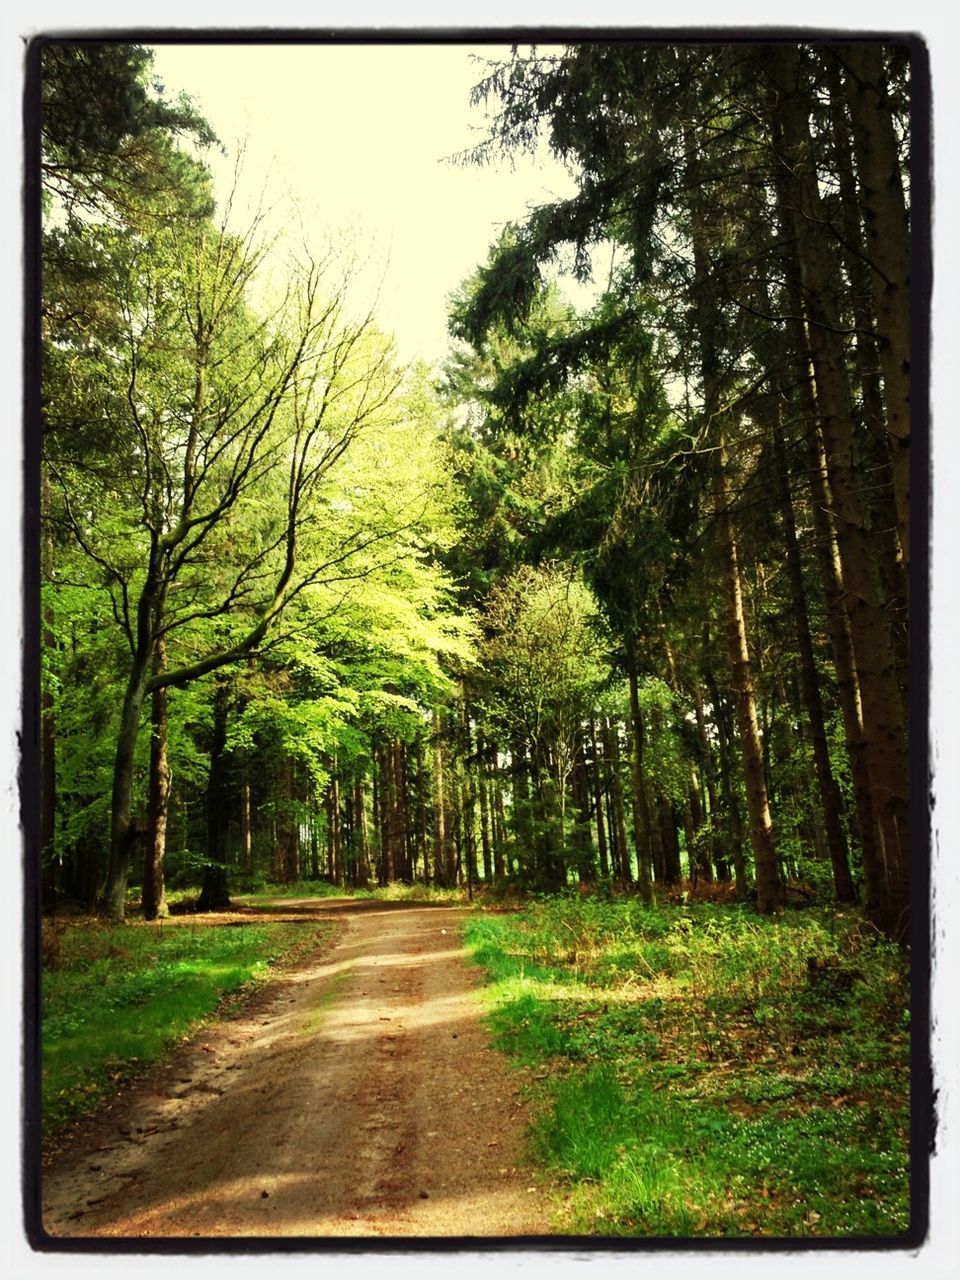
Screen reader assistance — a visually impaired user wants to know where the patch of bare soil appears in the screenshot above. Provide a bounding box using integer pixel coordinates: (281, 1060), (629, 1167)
(39, 899), (556, 1240)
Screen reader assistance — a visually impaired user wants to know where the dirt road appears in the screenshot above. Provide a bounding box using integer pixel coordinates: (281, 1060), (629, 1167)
(40, 899), (555, 1240)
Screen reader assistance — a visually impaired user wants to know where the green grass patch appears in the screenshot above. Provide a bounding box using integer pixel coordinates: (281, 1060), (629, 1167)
(235, 880), (466, 907)
(465, 897), (910, 1239)
(42, 914), (333, 1137)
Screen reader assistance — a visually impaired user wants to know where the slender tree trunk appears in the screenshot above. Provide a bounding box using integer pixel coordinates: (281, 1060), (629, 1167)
(777, 209), (887, 921)
(142, 634), (171, 920)
(197, 678), (231, 911)
(825, 56), (909, 717)
(589, 718), (610, 878)
(708, 673), (748, 897)
(414, 739), (429, 883)
(354, 775), (370, 887)
(659, 796), (683, 886)
(693, 682), (727, 881)
(627, 659), (656, 903)
(103, 664), (151, 921)
(460, 706), (479, 888)
(605, 719), (632, 883)
(771, 51), (909, 936)
(330, 763), (342, 886)
(838, 43), (911, 570)
(477, 730), (494, 883)
(770, 406), (857, 903)
(568, 735), (594, 880)
(511, 734), (534, 865)
(378, 743), (395, 886)
(493, 760), (508, 879)
(431, 710), (448, 887)
(688, 162), (781, 914)
(103, 549), (166, 921)
(712, 422), (782, 912)
(240, 772), (253, 876)
(277, 755), (300, 884)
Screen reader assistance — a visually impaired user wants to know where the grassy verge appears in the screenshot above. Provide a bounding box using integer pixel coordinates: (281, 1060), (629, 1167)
(42, 913), (333, 1137)
(465, 896), (910, 1239)
(235, 880), (467, 906)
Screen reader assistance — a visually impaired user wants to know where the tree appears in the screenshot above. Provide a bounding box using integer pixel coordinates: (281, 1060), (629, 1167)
(478, 565), (607, 888)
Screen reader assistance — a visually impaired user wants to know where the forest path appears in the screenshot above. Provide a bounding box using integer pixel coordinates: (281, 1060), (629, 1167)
(41, 899), (555, 1240)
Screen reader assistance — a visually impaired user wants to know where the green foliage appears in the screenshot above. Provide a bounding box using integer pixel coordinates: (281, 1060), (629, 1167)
(466, 897), (909, 1237)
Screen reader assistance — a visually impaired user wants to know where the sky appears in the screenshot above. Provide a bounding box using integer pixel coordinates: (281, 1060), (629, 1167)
(149, 42), (586, 367)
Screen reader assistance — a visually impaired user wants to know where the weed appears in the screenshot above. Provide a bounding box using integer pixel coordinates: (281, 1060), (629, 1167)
(465, 898), (910, 1238)
(42, 915), (332, 1136)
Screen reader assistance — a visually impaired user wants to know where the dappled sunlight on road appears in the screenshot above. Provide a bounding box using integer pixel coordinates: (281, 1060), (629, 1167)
(42, 901), (554, 1240)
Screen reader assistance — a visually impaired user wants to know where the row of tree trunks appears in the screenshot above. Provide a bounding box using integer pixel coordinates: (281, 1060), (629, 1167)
(57, 649), (878, 917)
(770, 45), (910, 938)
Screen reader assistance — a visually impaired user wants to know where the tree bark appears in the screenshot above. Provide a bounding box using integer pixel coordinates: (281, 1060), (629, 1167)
(627, 659), (656, 904)
(688, 152), (781, 915)
(142, 633), (171, 920)
(692, 681), (727, 881)
(770, 48), (909, 936)
(588, 718), (610, 878)
(769, 405), (857, 903)
(838, 43), (911, 571)
(197, 677), (231, 911)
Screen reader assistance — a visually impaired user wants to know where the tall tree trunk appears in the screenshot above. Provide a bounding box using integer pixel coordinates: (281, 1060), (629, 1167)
(627, 658), (656, 904)
(197, 677), (231, 911)
(477, 730), (494, 883)
(659, 796), (683, 886)
(103, 664), (150, 921)
(414, 739), (429, 883)
(838, 43), (911, 570)
(589, 718), (610, 878)
(459, 706), (479, 888)
(707, 672), (748, 897)
(825, 56), (909, 718)
(510, 734), (534, 866)
(693, 681), (727, 881)
(329, 762), (342, 886)
(354, 774), (370, 887)
(493, 760), (508, 880)
(431, 710), (449, 887)
(688, 162), (781, 915)
(277, 755), (300, 884)
(712, 422), (782, 912)
(776, 200), (888, 921)
(240, 771), (253, 876)
(142, 633), (171, 920)
(605, 719), (632, 883)
(769, 406), (857, 903)
(378, 743), (395, 886)
(770, 49), (909, 936)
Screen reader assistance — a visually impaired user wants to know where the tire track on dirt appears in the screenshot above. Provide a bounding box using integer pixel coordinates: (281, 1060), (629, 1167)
(40, 900), (554, 1239)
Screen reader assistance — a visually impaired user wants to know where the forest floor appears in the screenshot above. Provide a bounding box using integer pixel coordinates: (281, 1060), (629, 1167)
(39, 898), (555, 1240)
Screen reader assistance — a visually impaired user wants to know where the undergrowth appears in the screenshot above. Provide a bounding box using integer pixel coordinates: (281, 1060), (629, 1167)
(236, 880), (466, 906)
(42, 914), (332, 1137)
(466, 896), (910, 1239)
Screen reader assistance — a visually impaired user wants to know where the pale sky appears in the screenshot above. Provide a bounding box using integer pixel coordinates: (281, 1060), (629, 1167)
(149, 42), (586, 367)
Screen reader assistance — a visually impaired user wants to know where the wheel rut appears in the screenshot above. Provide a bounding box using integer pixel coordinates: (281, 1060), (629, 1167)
(40, 899), (554, 1239)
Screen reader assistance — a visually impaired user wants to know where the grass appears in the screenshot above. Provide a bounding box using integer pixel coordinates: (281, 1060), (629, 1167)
(41, 912), (333, 1138)
(235, 879), (467, 906)
(465, 895), (911, 1239)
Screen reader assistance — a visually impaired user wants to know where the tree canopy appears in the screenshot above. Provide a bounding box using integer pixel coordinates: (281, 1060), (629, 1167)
(37, 38), (917, 943)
